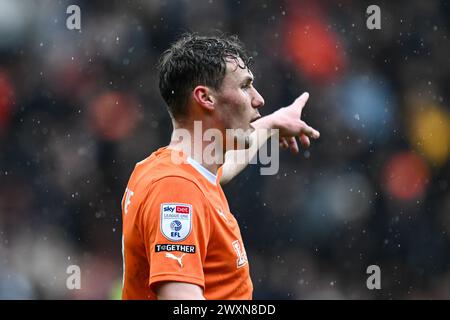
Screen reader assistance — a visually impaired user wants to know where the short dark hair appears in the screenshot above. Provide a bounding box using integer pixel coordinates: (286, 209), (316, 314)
(157, 32), (252, 118)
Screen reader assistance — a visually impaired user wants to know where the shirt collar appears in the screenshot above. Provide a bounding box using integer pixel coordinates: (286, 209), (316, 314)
(186, 156), (218, 186)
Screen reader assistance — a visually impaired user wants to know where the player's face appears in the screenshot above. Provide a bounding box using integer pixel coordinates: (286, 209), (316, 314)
(214, 58), (265, 149)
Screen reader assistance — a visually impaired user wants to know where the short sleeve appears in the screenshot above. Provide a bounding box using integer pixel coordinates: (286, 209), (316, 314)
(140, 176), (211, 293)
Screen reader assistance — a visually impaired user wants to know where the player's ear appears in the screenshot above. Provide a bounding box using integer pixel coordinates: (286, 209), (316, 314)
(193, 85), (215, 111)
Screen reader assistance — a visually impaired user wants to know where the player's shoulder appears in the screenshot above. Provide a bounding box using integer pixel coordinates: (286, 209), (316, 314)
(129, 147), (207, 198)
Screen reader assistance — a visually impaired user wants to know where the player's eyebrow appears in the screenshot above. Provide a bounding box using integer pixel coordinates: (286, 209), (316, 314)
(241, 75), (254, 85)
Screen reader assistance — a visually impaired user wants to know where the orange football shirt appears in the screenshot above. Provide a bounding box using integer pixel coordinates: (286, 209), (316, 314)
(121, 147), (253, 299)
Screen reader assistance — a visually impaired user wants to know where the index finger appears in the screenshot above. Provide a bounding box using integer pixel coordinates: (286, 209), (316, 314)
(294, 92), (310, 116)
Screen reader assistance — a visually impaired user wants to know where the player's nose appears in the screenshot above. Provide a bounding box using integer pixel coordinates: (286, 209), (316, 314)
(251, 88), (265, 109)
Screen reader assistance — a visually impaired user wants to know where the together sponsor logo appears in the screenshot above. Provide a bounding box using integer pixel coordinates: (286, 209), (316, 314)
(155, 244), (196, 253)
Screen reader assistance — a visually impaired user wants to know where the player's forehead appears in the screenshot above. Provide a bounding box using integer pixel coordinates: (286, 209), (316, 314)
(224, 57), (253, 83)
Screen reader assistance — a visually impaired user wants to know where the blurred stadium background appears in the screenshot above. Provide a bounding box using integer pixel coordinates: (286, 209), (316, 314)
(0, 0), (449, 299)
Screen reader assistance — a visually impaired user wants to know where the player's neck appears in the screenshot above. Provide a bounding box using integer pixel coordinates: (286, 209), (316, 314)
(169, 123), (223, 175)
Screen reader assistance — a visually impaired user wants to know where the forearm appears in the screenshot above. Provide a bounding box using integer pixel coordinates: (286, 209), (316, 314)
(220, 116), (277, 185)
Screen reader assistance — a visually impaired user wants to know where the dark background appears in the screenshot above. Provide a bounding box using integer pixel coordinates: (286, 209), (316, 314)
(0, 0), (449, 299)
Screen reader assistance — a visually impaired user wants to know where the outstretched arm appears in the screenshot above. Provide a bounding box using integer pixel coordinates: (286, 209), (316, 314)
(220, 92), (320, 185)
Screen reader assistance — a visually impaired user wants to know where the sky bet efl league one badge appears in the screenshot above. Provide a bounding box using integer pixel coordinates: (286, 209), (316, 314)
(160, 203), (192, 242)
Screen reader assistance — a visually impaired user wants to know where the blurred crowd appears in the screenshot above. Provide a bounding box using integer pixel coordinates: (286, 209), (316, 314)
(0, 0), (449, 299)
